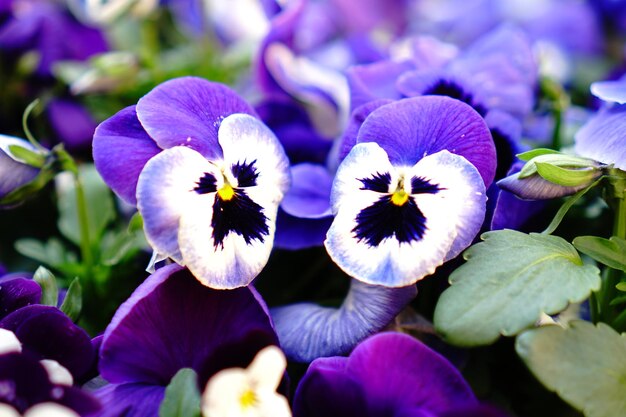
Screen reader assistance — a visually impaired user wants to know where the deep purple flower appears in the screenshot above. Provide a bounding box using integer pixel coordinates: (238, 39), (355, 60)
(293, 332), (481, 417)
(93, 77), (290, 289)
(0, 0), (107, 77)
(575, 103), (626, 171)
(94, 264), (280, 417)
(47, 99), (99, 152)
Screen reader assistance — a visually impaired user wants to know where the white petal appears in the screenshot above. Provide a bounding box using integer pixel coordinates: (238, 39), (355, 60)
(0, 328), (21, 354)
(137, 146), (222, 263)
(40, 359), (73, 386)
(247, 346), (287, 391)
(326, 146), (486, 287)
(218, 113), (291, 208)
(0, 402), (19, 417)
(24, 403), (79, 417)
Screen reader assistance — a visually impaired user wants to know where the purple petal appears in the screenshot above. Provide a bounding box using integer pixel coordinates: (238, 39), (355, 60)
(439, 403), (512, 417)
(590, 80), (626, 104)
(136, 77), (256, 160)
(0, 352), (51, 412)
(92, 106), (161, 205)
(271, 279), (416, 362)
(575, 104), (626, 169)
(334, 98), (393, 165)
(0, 305), (95, 381)
(0, 277), (41, 320)
(0, 136), (40, 200)
(99, 264), (278, 385)
(47, 99), (97, 150)
(346, 333), (476, 412)
(281, 164), (332, 219)
(496, 172), (591, 200)
(356, 96), (496, 186)
(347, 60), (412, 110)
(293, 357), (369, 417)
(93, 383), (164, 417)
(274, 210), (333, 250)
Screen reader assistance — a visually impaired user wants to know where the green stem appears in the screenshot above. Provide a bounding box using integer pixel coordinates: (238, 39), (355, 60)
(22, 99), (46, 151)
(603, 173), (626, 325)
(74, 171), (93, 278)
(551, 107), (562, 151)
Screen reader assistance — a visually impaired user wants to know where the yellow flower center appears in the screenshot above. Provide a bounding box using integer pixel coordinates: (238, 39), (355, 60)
(239, 389), (257, 409)
(217, 183), (235, 201)
(390, 189), (409, 206)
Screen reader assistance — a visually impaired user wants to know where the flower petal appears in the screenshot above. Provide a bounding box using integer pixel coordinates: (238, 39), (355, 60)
(356, 96), (496, 186)
(136, 77), (256, 160)
(496, 172), (589, 200)
(0, 136), (39, 200)
(93, 106), (161, 205)
(136, 146), (221, 263)
(271, 279), (416, 362)
(274, 210), (333, 250)
(0, 305), (95, 381)
(94, 383), (164, 417)
(281, 164), (332, 219)
(326, 144), (485, 286)
(590, 80), (626, 104)
(47, 99), (97, 150)
(99, 264), (277, 385)
(0, 276), (41, 320)
(575, 104), (626, 169)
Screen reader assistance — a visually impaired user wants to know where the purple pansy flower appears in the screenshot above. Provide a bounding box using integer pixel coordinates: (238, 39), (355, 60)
(293, 332), (507, 417)
(575, 104), (626, 171)
(326, 96), (494, 287)
(94, 264), (281, 417)
(0, 275), (100, 415)
(93, 77), (290, 289)
(0, 0), (107, 77)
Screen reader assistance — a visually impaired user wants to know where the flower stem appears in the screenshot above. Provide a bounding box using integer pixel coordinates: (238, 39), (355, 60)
(603, 170), (626, 327)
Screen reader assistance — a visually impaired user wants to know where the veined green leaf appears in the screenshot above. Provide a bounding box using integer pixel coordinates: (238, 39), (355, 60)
(159, 368), (202, 417)
(535, 163), (600, 187)
(33, 266), (58, 307)
(60, 278), (82, 322)
(573, 236), (626, 272)
(516, 321), (626, 417)
(516, 148), (561, 162)
(433, 230), (601, 346)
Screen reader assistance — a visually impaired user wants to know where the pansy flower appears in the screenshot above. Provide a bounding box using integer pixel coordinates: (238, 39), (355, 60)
(95, 264), (282, 417)
(93, 77), (290, 289)
(325, 96), (495, 287)
(293, 332), (509, 417)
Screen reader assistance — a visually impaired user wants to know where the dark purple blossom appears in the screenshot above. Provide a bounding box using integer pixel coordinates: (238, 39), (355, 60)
(94, 264), (280, 417)
(293, 332), (498, 417)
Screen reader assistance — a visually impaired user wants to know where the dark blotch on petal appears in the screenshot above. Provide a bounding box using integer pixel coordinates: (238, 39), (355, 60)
(212, 190), (269, 248)
(353, 196), (427, 246)
(423, 80), (487, 117)
(194, 172), (217, 194)
(491, 128), (516, 180)
(232, 160), (259, 187)
(358, 172), (391, 193)
(411, 176), (443, 194)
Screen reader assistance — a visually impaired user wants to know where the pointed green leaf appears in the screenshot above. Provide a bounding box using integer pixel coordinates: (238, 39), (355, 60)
(434, 230), (601, 346)
(33, 266), (58, 307)
(60, 278), (82, 322)
(519, 154), (598, 179)
(535, 162), (600, 187)
(573, 236), (626, 272)
(616, 282), (626, 292)
(7, 145), (46, 167)
(516, 321), (626, 417)
(159, 368), (202, 417)
(516, 148), (561, 162)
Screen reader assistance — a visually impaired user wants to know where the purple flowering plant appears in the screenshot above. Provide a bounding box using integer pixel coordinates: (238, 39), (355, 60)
(1, 0), (626, 417)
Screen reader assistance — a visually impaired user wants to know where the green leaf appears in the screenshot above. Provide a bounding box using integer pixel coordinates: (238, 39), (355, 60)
(516, 321), (626, 417)
(573, 236), (626, 272)
(159, 368), (202, 417)
(433, 230), (601, 346)
(56, 164), (115, 246)
(60, 278), (82, 322)
(33, 266), (58, 307)
(7, 145), (46, 167)
(535, 162), (600, 187)
(519, 154), (598, 179)
(516, 148), (561, 162)
(616, 282), (626, 292)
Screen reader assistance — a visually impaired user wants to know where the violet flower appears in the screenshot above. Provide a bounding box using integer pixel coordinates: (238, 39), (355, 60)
(293, 332), (508, 417)
(0, 0), (107, 77)
(93, 77), (290, 289)
(94, 264), (281, 417)
(575, 104), (626, 171)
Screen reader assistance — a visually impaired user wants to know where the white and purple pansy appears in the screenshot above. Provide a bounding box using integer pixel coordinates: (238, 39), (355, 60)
(325, 96), (495, 287)
(93, 77), (290, 289)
